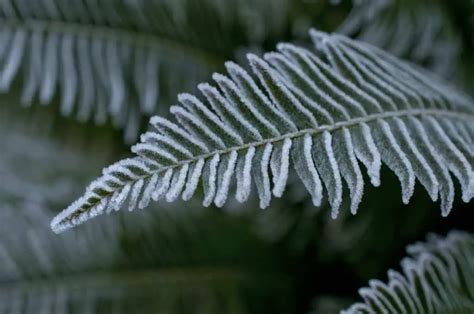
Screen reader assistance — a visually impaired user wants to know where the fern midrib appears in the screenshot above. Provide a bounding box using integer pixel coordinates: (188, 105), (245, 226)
(1, 17), (225, 68)
(152, 108), (471, 171)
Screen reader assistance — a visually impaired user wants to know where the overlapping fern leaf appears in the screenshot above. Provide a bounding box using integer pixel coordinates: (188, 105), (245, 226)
(2, 202), (291, 313)
(51, 30), (474, 233)
(342, 230), (474, 313)
(0, 0), (289, 140)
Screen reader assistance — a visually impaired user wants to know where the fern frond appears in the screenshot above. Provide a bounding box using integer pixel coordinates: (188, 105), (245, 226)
(342, 230), (474, 314)
(1, 203), (291, 313)
(0, 0), (289, 140)
(51, 30), (474, 233)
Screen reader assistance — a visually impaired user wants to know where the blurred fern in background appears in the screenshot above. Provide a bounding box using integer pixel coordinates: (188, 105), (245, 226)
(0, 0), (473, 313)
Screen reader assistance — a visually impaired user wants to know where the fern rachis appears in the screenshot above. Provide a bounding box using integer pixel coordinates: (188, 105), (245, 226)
(51, 30), (474, 233)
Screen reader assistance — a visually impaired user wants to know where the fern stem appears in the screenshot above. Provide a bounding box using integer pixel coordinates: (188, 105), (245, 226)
(156, 109), (472, 172)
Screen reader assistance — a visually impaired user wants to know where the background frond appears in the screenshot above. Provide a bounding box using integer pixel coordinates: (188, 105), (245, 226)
(0, 0), (292, 141)
(0, 200), (292, 313)
(338, 0), (462, 78)
(342, 230), (474, 314)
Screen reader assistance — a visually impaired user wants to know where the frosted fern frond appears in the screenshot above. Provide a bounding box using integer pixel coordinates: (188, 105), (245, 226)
(51, 30), (474, 233)
(342, 230), (474, 314)
(0, 0), (289, 140)
(338, 0), (462, 78)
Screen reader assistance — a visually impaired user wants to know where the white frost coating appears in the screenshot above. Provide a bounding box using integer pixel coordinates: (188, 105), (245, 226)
(109, 184), (131, 212)
(0, 30), (26, 91)
(445, 121), (474, 157)
(440, 120), (474, 183)
(406, 117), (454, 216)
(203, 154), (220, 207)
(392, 118), (439, 201)
(86, 174), (121, 194)
(166, 164), (189, 202)
(98, 161), (140, 184)
(262, 52), (337, 124)
(214, 150), (238, 207)
(236, 146), (255, 203)
(171, 105), (226, 149)
(388, 281), (417, 313)
(102, 158), (150, 178)
(304, 135), (323, 206)
(377, 120), (415, 204)
(353, 123), (381, 186)
(151, 169), (173, 201)
(258, 143), (274, 208)
(141, 132), (193, 158)
(341, 128), (364, 214)
(369, 280), (401, 313)
(340, 44), (414, 110)
(178, 93), (243, 145)
(198, 79), (263, 140)
(272, 138), (292, 197)
(138, 173), (159, 209)
(132, 142), (178, 164)
(321, 37), (400, 112)
(424, 116), (473, 202)
(247, 53), (318, 128)
(314, 31), (361, 81)
(128, 179), (144, 211)
(264, 51), (355, 120)
(122, 157), (151, 170)
(224, 61), (277, 111)
(358, 54), (426, 110)
(277, 43), (383, 113)
(454, 123), (473, 147)
(358, 287), (386, 311)
(150, 116), (209, 153)
(386, 281), (412, 312)
(182, 159), (205, 201)
(321, 131), (343, 218)
(224, 61), (297, 133)
(215, 70), (282, 137)
(51, 193), (102, 233)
